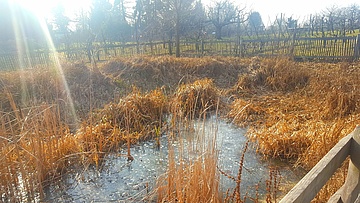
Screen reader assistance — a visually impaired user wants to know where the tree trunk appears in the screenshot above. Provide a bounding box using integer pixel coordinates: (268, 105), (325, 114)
(135, 25), (140, 54)
(168, 40), (173, 55)
(215, 26), (222, 39)
(175, 9), (180, 57)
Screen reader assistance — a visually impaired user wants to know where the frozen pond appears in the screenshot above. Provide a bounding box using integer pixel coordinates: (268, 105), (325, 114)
(45, 116), (305, 202)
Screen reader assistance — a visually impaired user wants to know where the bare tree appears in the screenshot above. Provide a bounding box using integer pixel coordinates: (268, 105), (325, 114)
(248, 11), (264, 37)
(88, 0), (112, 61)
(207, 0), (244, 39)
(186, 0), (207, 40)
(132, 0), (143, 53)
(345, 4), (360, 34)
(323, 6), (338, 36)
(109, 0), (131, 43)
(273, 13), (286, 38)
(158, 0), (196, 57)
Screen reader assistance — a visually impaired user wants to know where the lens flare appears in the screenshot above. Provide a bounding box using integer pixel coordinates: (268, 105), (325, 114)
(7, 1), (79, 127)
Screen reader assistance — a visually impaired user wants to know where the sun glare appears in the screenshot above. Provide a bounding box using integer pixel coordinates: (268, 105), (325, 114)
(11, 0), (91, 19)
(8, 0), (79, 127)
(11, 0), (52, 18)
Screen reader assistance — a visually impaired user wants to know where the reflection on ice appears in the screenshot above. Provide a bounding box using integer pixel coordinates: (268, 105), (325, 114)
(45, 116), (304, 202)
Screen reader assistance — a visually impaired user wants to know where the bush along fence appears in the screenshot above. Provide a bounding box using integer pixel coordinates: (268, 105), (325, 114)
(1, 34), (360, 70)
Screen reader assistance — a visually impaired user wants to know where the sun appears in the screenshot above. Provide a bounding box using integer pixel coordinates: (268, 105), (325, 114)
(10, 0), (53, 18)
(10, 0), (91, 19)
(5, 0), (80, 125)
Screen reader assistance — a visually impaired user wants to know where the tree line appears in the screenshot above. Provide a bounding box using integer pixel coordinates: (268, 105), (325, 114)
(0, 0), (359, 57)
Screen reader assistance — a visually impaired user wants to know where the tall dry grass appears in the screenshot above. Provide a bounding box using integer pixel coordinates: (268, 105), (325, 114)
(0, 62), (118, 122)
(0, 102), (79, 202)
(1, 56), (359, 202)
(233, 57), (309, 93)
(157, 144), (222, 203)
(101, 56), (250, 92)
(0, 87), (167, 201)
(0, 61), (168, 200)
(171, 78), (220, 119)
(77, 88), (167, 163)
(157, 81), (223, 202)
(0, 61), (126, 201)
(227, 57), (360, 201)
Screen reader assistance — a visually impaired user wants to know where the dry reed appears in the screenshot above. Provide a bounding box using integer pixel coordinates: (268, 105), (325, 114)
(76, 87), (167, 164)
(2, 56), (359, 202)
(0, 102), (78, 202)
(171, 78), (220, 119)
(228, 57), (360, 201)
(101, 56), (249, 92)
(0, 62), (118, 121)
(157, 148), (222, 203)
(156, 118), (222, 203)
(233, 57), (309, 93)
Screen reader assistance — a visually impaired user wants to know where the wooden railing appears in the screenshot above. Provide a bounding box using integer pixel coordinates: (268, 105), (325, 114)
(280, 126), (360, 203)
(1, 35), (359, 70)
(240, 35), (359, 60)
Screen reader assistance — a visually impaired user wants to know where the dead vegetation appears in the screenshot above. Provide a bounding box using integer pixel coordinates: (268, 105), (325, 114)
(232, 57), (309, 93)
(227, 58), (360, 166)
(0, 103), (78, 202)
(0, 56), (359, 202)
(0, 62), (118, 122)
(77, 88), (167, 163)
(227, 57), (360, 202)
(101, 56), (248, 91)
(157, 142), (222, 203)
(171, 78), (220, 119)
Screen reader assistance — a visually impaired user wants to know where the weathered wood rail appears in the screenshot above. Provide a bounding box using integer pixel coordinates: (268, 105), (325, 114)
(0, 34), (359, 70)
(280, 126), (360, 203)
(241, 35), (359, 60)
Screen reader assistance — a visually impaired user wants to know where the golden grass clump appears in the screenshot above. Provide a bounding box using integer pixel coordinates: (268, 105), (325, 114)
(96, 87), (166, 134)
(325, 91), (357, 118)
(0, 104), (79, 201)
(234, 57), (310, 93)
(227, 98), (265, 127)
(76, 88), (167, 162)
(101, 56), (249, 91)
(171, 78), (220, 118)
(228, 58), (360, 201)
(58, 62), (119, 117)
(231, 93), (357, 168)
(156, 144), (222, 203)
(307, 63), (360, 119)
(249, 119), (312, 161)
(0, 62), (118, 121)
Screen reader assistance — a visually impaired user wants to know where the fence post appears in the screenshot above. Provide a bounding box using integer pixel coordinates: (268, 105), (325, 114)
(168, 40), (173, 55)
(201, 40), (204, 56)
(239, 39), (243, 57)
(280, 129), (354, 203)
(339, 126), (360, 203)
(354, 34), (360, 60)
(290, 29), (296, 57)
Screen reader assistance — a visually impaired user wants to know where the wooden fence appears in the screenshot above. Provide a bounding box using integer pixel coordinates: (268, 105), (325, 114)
(1, 34), (359, 70)
(0, 51), (60, 70)
(240, 35), (359, 60)
(280, 126), (360, 203)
